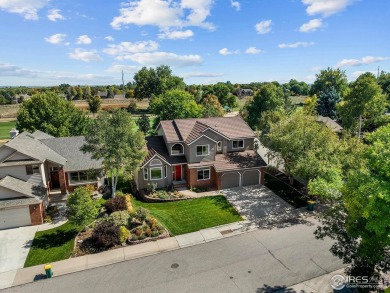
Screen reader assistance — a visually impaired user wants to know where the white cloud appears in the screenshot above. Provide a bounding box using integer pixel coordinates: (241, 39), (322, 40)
(0, 0), (49, 20)
(119, 52), (203, 67)
(76, 35), (92, 45)
(44, 33), (67, 45)
(299, 18), (323, 32)
(158, 29), (194, 40)
(310, 66), (323, 72)
(111, 0), (215, 31)
(230, 0), (240, 11)
(182, 72), (224, 78)
(106, 64), (140, 73)
(255, 20), (272, 34)
(47, 9), (65, 21)
(302, 0), (355, 17)
(219, 48), (239, 55)
(0, 62), (38, 77)
(68, 48), (102, 62)
(245, 47), (261, 54)
(336, 56), (389, 68)
(304, 74), (316, 83)
(278, 42), (315, 48)
(103, 41), (159, 58)
(105, 36), (114, 42)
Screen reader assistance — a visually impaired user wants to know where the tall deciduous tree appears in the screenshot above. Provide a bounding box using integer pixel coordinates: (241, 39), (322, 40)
(16, 92), (89, 137)
(67, 187), (98, 227)
(316, 124), (390, 279)
(202, 94), (224, 117)
(81, 109), (147, 198)
(134, 65), (185, 100)
(136, 113), (150, 134)
(310, 67), (348, 98)
(149, 89), (203, 121)
(338, 72), (387, 132)
(242, 83), (286, 129)
(88, 95), (102, 117)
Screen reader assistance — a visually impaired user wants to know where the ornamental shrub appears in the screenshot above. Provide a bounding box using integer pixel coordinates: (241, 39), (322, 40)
(135, 207), (149, 221)
(107, 211), (130, 227)
(119, 226), (130, 243)
(91, 222), (120, 249)
(104, 196), (127, 214)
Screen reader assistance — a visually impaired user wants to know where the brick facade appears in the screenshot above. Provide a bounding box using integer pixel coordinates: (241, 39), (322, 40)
(187, 166), (217, 189)
(58, 166), (67, 194)
(29, 203), (44, 225)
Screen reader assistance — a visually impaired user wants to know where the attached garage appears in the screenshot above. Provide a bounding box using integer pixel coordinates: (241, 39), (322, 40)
(0, 206), (31, 230)
(242, 170), (260, 186)
(221, 172), (241, 189)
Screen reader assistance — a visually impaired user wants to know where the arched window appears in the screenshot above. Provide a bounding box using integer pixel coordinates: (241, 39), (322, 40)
(171, 144), (184, 155)
(150, 159), (162, 166)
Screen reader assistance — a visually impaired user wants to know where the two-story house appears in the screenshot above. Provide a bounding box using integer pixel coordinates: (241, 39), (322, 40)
(135, 116), (267, 191)
(0, 130), (103, 229)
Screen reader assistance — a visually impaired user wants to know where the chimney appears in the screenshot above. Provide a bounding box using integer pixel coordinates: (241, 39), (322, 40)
(9, 128), (19, 139)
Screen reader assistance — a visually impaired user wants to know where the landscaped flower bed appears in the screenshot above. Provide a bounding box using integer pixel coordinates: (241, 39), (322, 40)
(147, 189), (185, 200)
(73, 195), (168, 256)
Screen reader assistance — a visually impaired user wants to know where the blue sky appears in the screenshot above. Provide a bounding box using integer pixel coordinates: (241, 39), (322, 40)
(0, 0), (389, 86)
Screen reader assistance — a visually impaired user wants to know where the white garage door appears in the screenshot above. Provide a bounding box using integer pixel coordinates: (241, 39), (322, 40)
(0, 206), (31, 230)
(242, 170), (260, 186)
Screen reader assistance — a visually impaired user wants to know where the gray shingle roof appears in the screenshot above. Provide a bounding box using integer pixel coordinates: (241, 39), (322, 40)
(5, 132), (67, 165)
(142, 136), (187, 166)
(40, 137), (103, 172)
(0, 176), (46, 199)
(316, 116), (343, 132)
(0, 197), (41, 208)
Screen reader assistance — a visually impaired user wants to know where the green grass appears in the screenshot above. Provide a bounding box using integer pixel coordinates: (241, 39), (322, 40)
(385, 287), (390, 293)
(24, 222), (81, 267)
(0, 121), (16, 139)
(132, 196), (242, 235)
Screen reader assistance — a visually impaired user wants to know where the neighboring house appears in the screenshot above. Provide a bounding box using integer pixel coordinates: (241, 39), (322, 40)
(0, 130), (103, 229)
(235, 88), (254, 98)
(316, 116), (343, 133)
(135, 116), (267, 191)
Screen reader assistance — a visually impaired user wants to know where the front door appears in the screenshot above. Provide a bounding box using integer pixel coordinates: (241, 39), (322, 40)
(173, 165), (182, 181)
(50, 171), (60, 189)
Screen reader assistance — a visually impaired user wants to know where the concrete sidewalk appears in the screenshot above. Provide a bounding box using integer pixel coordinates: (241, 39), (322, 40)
(10, 220), (256, 288)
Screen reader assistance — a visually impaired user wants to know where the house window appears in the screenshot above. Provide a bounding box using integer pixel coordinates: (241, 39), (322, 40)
(143, 168), (148, 180)
(232, 140), (244, 149)
(150, 167), (163, 180)
(150, 159), (162, 166)
(164, 165), (167, 178)
(197, 168), (210, 180)
(26, 164), (40, 175)
(196, 145), (209, 156)
(217, 141), (222, 152)
(171, 144), (184, 155)
(69, 171), (96, 183)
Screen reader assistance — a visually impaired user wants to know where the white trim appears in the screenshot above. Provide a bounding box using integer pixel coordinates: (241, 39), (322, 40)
(150, 159), (162, 166)
(171, 143), (184, 156)
(196, 144), (210, 156)
(150, 166), (163, 180)
(188, 134), (218, 145)
(232, 139), (244, 149)
(141, 153), (170, 168)
(221, 171), (241, 187)
(197, 167), (210, 181)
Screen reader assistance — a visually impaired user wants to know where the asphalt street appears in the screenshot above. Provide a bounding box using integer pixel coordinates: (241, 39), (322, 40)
(5, 218), (343, 293)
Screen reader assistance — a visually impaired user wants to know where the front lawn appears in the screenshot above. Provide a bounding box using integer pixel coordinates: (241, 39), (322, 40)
(24, 222), (81, 267)
(0, 121), (16, 139)
(132, 196), (242, 236)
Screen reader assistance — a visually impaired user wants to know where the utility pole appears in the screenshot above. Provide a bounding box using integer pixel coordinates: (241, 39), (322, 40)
(377, 66), (380, 79)
(358, 115), (362, 139)
(122, 70), (125, 99)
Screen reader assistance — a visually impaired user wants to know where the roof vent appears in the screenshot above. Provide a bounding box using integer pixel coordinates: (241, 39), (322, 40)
(9, 128), (19, 140)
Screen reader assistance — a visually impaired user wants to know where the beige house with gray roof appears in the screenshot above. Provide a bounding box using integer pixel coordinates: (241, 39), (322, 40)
(0, 130), (103, 230)
(135, 116), (267, 191)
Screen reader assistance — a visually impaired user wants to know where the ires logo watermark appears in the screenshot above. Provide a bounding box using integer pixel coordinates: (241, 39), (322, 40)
(330, 274), (389, 290)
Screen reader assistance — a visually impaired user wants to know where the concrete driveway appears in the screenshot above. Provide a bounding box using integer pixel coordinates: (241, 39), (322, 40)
(222, 185), (303, 228)
(0, 226), (38, 289)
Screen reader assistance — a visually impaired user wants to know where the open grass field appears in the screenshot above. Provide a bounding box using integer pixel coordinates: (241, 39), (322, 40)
(132, 196), (242, 236)
(24, 222), (81, 267)
(0, 121), (16, 139)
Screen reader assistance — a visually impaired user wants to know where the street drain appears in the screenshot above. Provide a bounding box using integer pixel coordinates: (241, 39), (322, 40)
(230, 276), (234, 279)
(220, 229), (233, 235)
(171, 263), (179, 269)
(248, 271), (251, 274)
